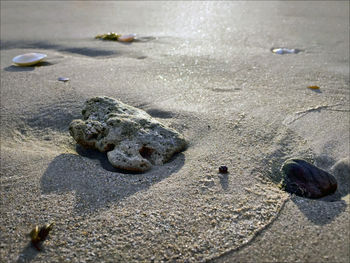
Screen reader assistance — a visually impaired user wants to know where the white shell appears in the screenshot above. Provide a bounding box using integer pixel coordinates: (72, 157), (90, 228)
(12, 53), (47, 66)
(118, 34), (136, 42)
(58, 77), (69, 82)
(271, 48), (298, 55)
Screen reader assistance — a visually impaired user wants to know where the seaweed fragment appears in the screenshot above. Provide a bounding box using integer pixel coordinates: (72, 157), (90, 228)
(29, 223), (54, 250)
(95, 32), (121, 41)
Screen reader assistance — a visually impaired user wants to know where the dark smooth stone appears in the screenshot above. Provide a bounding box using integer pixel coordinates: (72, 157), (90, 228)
(281, 159), (337, 198)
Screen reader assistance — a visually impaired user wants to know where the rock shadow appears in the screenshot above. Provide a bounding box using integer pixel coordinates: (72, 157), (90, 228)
(62, 47), (117, 57)
(146, 108), (175, 119)
(0, 40), (118, 57)
(309, 88), (322, 94)
(134, 36), (157, 43)
(24, 101), (81, 132)
(4, 62), (53, 72)
(40, 149), (185, 214)
(291, 196), (347, 225)
(219, 173), (229, 190)
(16, 243), (39, 263)
(75, 145), (139, 174)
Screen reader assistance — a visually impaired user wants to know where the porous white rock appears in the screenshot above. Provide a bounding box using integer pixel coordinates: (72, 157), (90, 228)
(69, 96), (187, 172)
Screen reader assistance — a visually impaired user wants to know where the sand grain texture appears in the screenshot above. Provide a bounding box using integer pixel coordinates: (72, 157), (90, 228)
(1, 1), (349, 262)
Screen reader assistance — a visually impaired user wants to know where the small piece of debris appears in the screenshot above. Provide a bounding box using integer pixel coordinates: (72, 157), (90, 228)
(308, 85), (320, 90)
(95, 32), (136, 42)
(58, 77), (69, 82)
(219, 166), (228, 174)
(30, 223), (54, 250)
(271, 48), (300, 54)
(95, 32), (120, 41)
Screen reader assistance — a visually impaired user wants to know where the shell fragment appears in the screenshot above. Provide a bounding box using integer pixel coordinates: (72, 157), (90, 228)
(58, 77), (70, 82)
(271, 48), (300, 55)
(118, 34), (136, 42)
(12, 53), (47, 66)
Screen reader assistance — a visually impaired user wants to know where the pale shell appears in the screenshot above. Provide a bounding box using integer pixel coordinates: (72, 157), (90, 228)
(12, 53), (47, 66)
(271, 48), (299, 55)
(58, 77), (70, 82)
(118, 34), (136, 42)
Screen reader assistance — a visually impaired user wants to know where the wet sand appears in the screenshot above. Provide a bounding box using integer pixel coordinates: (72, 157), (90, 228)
(1, 1), (349, 262)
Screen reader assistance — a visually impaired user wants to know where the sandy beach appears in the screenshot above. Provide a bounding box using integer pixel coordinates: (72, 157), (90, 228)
(1, 1), (349, 262)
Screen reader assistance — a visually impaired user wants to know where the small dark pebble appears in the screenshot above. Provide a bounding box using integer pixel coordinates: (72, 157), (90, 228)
(219, 166), (228, 174)
(281, 158), (337, 198)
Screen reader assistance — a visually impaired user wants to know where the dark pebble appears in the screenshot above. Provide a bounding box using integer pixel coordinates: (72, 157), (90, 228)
(280, 158), (337, 198)
(219, 166), (228, 174)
